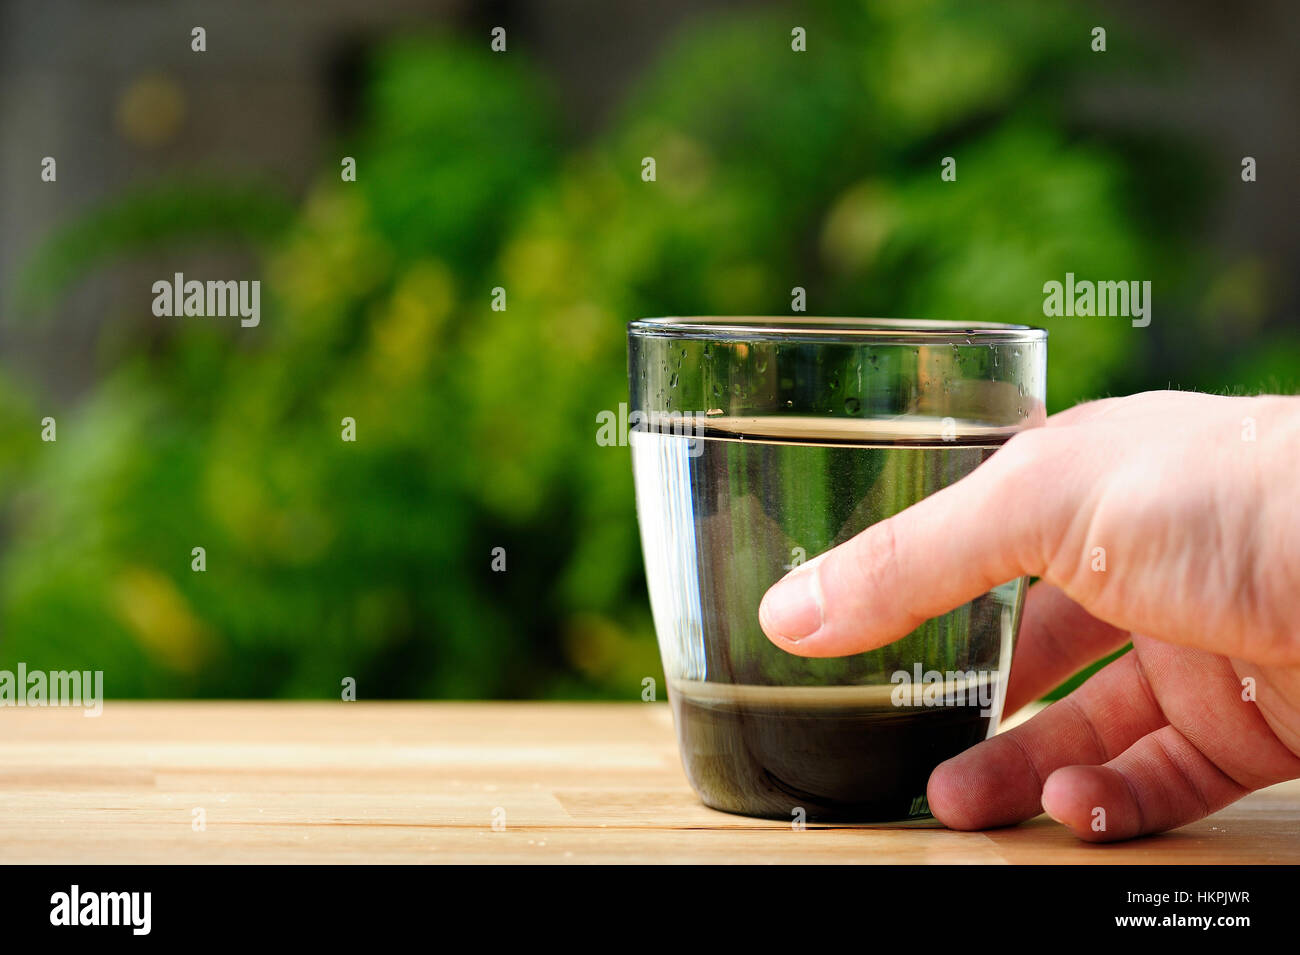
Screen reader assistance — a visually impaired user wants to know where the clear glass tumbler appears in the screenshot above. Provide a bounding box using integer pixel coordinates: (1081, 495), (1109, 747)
(628, 317), (1047, 822)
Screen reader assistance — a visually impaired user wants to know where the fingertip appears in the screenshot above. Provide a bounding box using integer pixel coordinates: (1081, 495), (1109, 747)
(927, 756), (988, 831)
(757, 558), (826, 651)
(1041, 765), (1137, 843)
(928, 746), (1029, 831)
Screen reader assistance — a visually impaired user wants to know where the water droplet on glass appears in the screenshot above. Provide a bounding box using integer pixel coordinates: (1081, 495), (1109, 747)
(844, 397), (861, 414)
(670, 373), (679, 388)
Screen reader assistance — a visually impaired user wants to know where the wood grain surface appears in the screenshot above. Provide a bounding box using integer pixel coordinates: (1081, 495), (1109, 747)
(1, 702), (1296, 864)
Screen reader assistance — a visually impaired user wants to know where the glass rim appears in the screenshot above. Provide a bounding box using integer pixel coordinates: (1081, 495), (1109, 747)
(628, 316), (1047, 344)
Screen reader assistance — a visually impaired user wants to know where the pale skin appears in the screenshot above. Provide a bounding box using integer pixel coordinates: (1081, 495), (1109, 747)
(757, 391), (1300, 841)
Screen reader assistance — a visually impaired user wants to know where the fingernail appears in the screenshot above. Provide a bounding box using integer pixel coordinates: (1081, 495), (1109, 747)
(759, 562), (825, 641)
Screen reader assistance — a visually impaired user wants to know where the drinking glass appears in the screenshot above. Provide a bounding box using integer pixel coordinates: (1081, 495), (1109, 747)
(628, 317), (1047, 822)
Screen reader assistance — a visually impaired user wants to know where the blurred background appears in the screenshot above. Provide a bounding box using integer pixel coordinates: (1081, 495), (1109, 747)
(0, 0), (1296, 700)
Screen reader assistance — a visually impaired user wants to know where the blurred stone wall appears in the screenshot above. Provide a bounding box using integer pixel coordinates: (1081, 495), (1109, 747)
(0, 0), (1295, 399)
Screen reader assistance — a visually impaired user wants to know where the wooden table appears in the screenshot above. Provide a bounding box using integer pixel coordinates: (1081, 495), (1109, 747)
(2, 702), (1296, 864)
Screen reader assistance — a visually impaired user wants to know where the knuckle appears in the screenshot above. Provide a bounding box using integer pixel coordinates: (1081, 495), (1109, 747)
(838, 517), (901, 608)
(990, 425), (1053, 477)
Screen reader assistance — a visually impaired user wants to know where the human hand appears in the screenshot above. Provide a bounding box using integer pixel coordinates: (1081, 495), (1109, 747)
(758, 391), (1300, 841)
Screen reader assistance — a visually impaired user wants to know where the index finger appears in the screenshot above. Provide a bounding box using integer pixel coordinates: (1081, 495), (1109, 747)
(757, 428), (1066, 657)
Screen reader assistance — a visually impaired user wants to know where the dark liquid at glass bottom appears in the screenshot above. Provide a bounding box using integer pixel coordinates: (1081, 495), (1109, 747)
(671, 685), (995, 823)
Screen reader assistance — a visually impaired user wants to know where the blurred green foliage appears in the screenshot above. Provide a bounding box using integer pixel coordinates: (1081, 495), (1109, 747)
(0, 0), (1286, 698)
